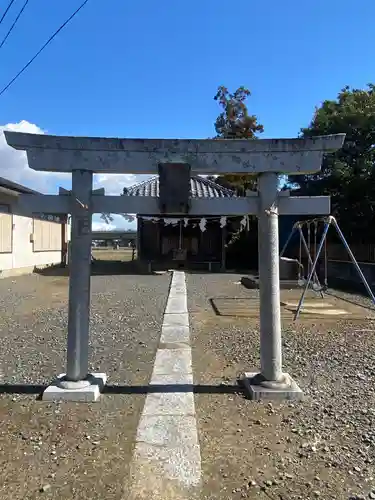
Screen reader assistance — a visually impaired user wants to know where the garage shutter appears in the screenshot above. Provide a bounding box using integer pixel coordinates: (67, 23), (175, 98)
(33, 219), (62, 252)
(0, 205), (12, 253)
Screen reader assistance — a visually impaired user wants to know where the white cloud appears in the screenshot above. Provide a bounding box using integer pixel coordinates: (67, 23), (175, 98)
(92, 220), (117, 231)
(0, 120), (70, 193)
(92, 214), (137, 231)
(94, 173), (144, 195)
(0, 120), (148, 229)
(0, 120), (151, 195)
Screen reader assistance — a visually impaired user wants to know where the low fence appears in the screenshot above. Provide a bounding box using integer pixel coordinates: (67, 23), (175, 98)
(327, 243), (375, 263)
(327, 260), (375, 293)
(285, 243), (375, 264)
(283, 242), (375, 293)
(326, 243), (375, 293)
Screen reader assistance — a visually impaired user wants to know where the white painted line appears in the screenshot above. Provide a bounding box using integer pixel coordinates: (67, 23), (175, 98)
(142, 391), (195, 416)
(169, 287), (185, 295)
(131, 442), (202, 492)
(165, 296), (188, 314)
(150, 373), (194, 385)
(163, 312), (189, 327)
(129, 270), (202, 498)
(152, 349), (192, 376)
(136, 414), (199, 446)
(160, 325), (190, 344)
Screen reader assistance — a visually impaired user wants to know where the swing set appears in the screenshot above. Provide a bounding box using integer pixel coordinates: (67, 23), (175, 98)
(280, 215), (375, 320)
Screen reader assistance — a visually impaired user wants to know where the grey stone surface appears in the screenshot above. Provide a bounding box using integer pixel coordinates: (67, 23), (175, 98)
(160, 324), (190, 343)
(241, 372), (304, 401)
(15, 192), (333, 217)
(165, 295), (188, 314)
(169, 285), (186, 295)
(5, 131), (345, 175)
(257, 173), (283, 382)
(149, 373), (194, 386)
(131, 441), (202, 489)
(66, 169), (93, 382)
(163, 313), (189, 327)
(128, 270), (201, 499)
(136, 415), (199, 447)
(171, 274), (186, 288)
(159, 342), (190, 349)
(152, 349), (192, 376)
(42, 372), (107, 402)
(142, 388), (195, 416)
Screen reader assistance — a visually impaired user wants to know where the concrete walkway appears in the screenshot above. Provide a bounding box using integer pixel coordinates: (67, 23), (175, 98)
(128, 270), (202, 500)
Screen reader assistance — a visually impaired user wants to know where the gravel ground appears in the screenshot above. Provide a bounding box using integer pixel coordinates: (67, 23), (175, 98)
(187, 272), (375, 500)
(3, 269), (375, 500)
(92, 248), (136, 262)
(0, 271), (171, 500)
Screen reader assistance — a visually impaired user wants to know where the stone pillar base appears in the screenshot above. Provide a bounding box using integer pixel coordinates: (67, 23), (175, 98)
(240, 372), (303, 401)
(42, 373), (107, 402)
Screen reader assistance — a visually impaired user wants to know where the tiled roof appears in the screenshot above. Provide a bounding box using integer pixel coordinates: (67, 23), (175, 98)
(125, 175), (235, 198)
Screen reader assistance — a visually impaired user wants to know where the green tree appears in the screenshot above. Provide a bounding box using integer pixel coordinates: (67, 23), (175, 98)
(214, 85), (264, 139)
(209, 86), (264, 266)
(288, 84), (375, 242)
(212, 85), (264, 194)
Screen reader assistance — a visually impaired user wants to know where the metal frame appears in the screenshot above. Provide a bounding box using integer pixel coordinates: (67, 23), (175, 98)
(293, 215), (375, 320)
(280, 221), (325, 295)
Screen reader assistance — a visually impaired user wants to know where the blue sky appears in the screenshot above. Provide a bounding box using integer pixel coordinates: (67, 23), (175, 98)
(0, 0), (374, 229)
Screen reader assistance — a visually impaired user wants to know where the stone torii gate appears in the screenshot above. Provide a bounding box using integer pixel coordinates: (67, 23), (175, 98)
(5, 131), (345, 402)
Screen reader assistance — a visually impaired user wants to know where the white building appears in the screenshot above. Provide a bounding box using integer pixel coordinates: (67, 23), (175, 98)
(0, 177), (69, 278)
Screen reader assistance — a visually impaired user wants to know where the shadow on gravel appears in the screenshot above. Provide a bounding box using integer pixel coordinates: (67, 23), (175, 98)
(0, 383), (243, 397)
(104, 384), (243, 395)
(0, 384), (46, 395)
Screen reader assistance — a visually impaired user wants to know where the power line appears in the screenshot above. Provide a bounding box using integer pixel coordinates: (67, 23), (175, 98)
(0, 0), (90, 97)
(0, 0), (30, 50)
(0, 0), (16, 27)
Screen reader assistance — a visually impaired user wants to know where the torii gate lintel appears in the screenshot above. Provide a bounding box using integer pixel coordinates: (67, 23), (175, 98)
(5, 131), (345, 175)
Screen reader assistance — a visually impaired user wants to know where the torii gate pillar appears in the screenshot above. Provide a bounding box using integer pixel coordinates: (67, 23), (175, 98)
(241, 172), (303, 400)
(258, 173), (284, 381)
